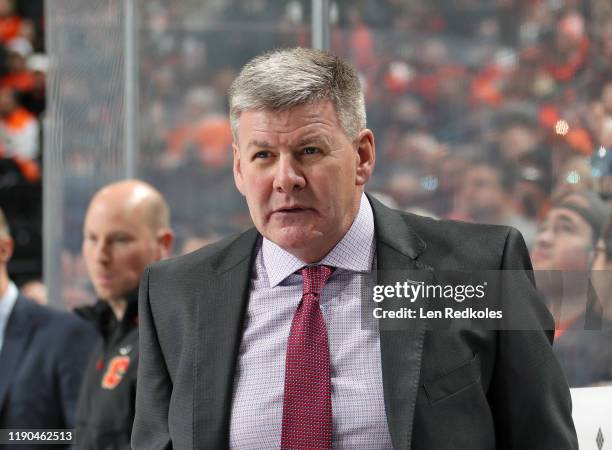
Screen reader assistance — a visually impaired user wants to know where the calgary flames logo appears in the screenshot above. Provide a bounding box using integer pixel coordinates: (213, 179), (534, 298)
(101, 356), (130, 389)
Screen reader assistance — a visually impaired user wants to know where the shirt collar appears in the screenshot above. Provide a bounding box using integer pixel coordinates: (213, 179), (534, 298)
(0, 281), (19, 329)
(262, 193), (375, 287)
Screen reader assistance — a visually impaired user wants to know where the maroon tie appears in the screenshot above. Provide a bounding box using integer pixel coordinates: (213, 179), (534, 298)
(281, 265), (334, 450)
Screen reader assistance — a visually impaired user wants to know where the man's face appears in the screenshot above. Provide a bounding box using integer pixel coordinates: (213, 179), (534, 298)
(233, 101), (374, 262)
(531, 208), (594, 271)
(461, 166), (505, 219)
(0, 88), (15, 116)
(82, 198), (162, 302)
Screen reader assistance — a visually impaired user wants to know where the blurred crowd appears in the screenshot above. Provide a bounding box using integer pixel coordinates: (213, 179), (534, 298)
(0, 11), (610, 450)
(2, 0), (605, 309)
(0, 0), (44, 285)
(127, 0), (612, 252)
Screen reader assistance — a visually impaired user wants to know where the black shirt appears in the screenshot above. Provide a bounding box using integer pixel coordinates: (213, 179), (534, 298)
(74, 292), (139, 450)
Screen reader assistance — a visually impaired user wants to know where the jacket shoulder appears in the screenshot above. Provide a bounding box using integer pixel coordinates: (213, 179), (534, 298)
(17, 294), (97, 344)
(404, 212), (514, 241)
(147, 227), (259, 280)
(400, 212), (524, 269)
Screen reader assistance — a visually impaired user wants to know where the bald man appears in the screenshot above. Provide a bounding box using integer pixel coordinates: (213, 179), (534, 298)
(74, 180), (173, 449)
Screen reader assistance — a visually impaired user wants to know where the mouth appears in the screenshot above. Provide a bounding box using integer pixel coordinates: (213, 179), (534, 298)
(273, 206), (312, 214)
(531, 249), (551, 261)
(94, 274), (114, 284)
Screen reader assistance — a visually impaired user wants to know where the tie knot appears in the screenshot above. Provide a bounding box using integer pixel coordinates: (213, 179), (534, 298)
(300, 265), (334, 299)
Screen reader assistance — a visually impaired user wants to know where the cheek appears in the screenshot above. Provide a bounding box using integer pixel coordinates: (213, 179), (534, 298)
(82, 246), (95, 270)
(556, 240), (590, 267)
(311, 167), (352, 202)
(244, 173), (273, 206)
(81, 245), (90, 263)
(123, 248), (154, 275)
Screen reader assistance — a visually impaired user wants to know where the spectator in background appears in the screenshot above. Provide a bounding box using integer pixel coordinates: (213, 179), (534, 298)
(0, 86), (39, 160)
(1, 37), (34, 94)
(531, 190), (611, 386)
(74, 180), (174, 449)
(496, 111), (542, 167)
(0, 0), (22, 44)
(165, 87), (233, 169)
(544, 11), (590, 84)
(592, 216), (612, 320)
(0, 207), (96, 448)
(450, 159), (538, 247)
(19, 53), (46, 116)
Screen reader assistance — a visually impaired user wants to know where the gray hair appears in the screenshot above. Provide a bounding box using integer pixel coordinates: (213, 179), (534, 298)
(229, 47), (366, 140)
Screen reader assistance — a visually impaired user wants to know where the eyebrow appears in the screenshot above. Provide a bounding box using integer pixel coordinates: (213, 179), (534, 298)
(246, 135), (332, 151)
(246, 140), (273, 150)
(539, 213), (576, 230)
(554, 214), (578, 227)
(295, 135), (331, 148)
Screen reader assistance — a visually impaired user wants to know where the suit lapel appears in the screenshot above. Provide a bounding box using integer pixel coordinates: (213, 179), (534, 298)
(0, 295), (36, 412)
(194, 228), (260, 449)
(368, 194), (432, 450)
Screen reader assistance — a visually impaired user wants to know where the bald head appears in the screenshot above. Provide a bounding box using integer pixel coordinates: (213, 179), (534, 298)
(88, 179), (170, 234)
(82, 179), (174, 306)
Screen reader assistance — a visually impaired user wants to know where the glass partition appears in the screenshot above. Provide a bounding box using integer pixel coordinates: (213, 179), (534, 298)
(44, 0), (612, 394)
(45, 0), (311, 308)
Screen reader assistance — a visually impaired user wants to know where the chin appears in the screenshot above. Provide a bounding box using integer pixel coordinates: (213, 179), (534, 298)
(531, 261), (547, 271)
(95, 288), (118, 302)
(268, 227), (319, 254)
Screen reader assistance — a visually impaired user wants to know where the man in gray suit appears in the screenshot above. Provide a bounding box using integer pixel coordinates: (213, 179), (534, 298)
(133, 48), (577, 449)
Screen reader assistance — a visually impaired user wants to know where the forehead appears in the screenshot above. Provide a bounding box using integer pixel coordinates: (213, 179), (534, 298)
(84, 198), (148, 234)
(544, 207), (591, 232)
(237, 101), (341, 144)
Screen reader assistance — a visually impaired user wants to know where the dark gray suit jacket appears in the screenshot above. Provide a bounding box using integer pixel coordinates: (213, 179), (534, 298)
(0, 294), (97, 449)
(133, 195), (578, 449)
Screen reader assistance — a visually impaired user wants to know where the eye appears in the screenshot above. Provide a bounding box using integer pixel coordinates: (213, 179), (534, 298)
(253, 150), (272, 160)
(113, 234), (131, 244)
(302, 147), (320, 155)
(553, 223), (574, 235)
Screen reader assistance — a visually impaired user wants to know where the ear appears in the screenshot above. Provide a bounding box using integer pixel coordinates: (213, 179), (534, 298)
(232, 142), (246, 196)
(156, 230), (175, 259)
(355, 129), (375, 186)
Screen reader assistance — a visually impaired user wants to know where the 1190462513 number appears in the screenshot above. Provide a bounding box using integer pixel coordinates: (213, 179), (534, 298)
(1, 429), (74, 444)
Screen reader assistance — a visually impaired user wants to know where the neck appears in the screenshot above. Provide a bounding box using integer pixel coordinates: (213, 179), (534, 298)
(547, 286), (591, 325)
(107, 298), (127, 321)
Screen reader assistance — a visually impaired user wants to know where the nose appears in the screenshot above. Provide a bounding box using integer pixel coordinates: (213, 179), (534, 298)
(534, 227), (553, 250)
(272, 154), (306, 193)
(93, 240), (112, 264)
